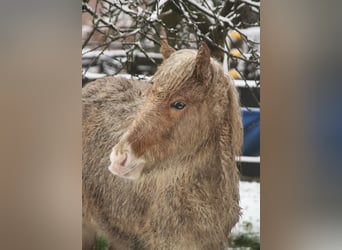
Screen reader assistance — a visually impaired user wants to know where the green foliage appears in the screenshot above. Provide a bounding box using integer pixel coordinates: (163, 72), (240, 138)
(229, 233), (260, 250)
(95, 236), (108, 250)
(94, 231), (260, 250)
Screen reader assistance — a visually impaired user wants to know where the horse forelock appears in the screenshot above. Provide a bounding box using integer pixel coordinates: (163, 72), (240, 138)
(151, 49), (229, 99)
(151, 50), (198, 95)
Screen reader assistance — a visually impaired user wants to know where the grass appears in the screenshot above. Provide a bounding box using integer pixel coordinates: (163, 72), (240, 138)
(229, 233), (260, 250)
(94, 236), (108, 250)
(95, 233), (260, 250)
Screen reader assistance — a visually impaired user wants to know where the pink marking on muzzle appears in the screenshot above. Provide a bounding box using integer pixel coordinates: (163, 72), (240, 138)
(108, 151), (127, 174)
(117, 153), (128, 167)
(108, 145), (144, 180)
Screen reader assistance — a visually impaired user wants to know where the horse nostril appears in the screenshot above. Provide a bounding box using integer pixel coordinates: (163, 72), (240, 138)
(119, 153), (128, 166)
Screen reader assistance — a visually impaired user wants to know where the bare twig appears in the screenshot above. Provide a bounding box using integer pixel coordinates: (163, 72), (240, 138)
(82, 0), (260, 88)
(240, 0), (260, 8)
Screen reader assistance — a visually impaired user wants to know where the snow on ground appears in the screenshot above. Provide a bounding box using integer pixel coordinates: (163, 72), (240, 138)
(231, 181), (260, 236)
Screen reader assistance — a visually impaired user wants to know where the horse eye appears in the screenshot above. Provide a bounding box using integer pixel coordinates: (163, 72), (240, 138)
(171, 101), (186, 110)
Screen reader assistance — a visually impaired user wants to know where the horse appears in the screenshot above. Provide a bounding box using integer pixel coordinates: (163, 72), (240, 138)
(82, 40), (243, 249)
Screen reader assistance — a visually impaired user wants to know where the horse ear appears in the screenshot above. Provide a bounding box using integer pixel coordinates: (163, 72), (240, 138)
(194, 42), (211, 82)
(160, 38), (175, 60)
